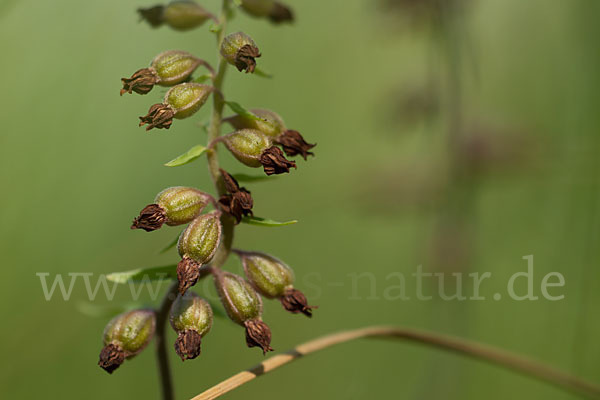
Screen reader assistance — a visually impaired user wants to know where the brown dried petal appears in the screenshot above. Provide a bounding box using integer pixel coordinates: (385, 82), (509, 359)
(131, 204), (167, 232)
(218, 169), (254, 223)
(138, 5), (165, 28)
(235, 44), (261, 73)
(269, 3), (294, 24)
(174, 329), (202, 361)
(139, 103), (175, 131)
(260, 146), (297, 175)
(98, 343), (125, 374)
(120, 68), (160, 96)
(275, 130), (316, 160)
(177, 257), (201, 295)
(244, 319), (273, 354)
(280, 288), (317, 317)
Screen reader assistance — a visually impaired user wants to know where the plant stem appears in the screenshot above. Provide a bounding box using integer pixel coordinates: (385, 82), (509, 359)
(156, 282), (179, 400)
(189, 326), (600, 400)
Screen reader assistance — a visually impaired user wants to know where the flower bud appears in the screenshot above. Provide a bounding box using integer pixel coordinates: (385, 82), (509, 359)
(152, 50), (204, 86)
(98, 309), (156, 374)
(224, 109), (286, 137)
(164, 1), (214, 31)
(177, 211), (222, 294)
(165, 83), (213, 119)
(220, 32), (261, 73)
(214, 270), (273, 354)
(131, 187), (212, 231)
(237, 250), (316, 317)
(240, 0), (294, 24)
(222, 129), (272, 168)
(169, 293), (213, 361)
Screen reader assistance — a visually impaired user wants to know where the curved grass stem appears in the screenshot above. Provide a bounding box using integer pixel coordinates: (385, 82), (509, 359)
(190, 325), (600, 400)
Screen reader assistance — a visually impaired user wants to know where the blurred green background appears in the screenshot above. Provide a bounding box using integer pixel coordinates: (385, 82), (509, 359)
(1, 0), (599, 399)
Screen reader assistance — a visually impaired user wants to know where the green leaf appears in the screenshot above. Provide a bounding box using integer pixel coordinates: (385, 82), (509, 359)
(241, 216), (298, 227)
(233, 0), (242, 6)
(253, 67), (273, 78)
(232, 173), (276, 183)
(225, 101), (273, 128)
(107, 264), (177, 284)
(209, 23), (222, 33)
(193, 73), (213, 83)
(164, 145), (208, 167)
(159, 233), (181, 254)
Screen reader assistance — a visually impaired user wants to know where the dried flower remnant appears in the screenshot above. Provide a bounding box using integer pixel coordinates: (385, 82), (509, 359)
(268, 2), (294, 23)
(260, 146), (296, 175)
(131, 204), (167, 232)
(138, 5), (165, 27)
(218, 169), (253, 223)
(139, 103), (175, 131)
(275, 130), (316, 160)
(280, 287), (314, 317)
(244, 319), (273, 354)
(121, 68), (160, 96)
(176, 256), (202, 295)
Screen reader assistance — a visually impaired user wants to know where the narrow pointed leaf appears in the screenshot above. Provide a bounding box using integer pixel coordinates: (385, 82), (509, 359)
(225, 101), (274, 128)
(107, 264), (177, 284)
(164, 145), (208, 167)
(159, 233), (181, 254)
(232, 173), (276, 183)
(241, 216), (298, 227)
(194, 73), (213, 83)
(254, 67), (273, 78)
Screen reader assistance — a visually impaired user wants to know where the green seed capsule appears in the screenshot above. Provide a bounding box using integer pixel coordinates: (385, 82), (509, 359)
(156, 187), (211, 226)
(238, 250), (293, 298)
(224, 109), (286, 137)
(214, 271), (262, 325)
(152, 50), (203, 86)
(223, 129), (272, 168)
(169, 293), (213, 361)
(170, 293), (213, 335)
(164, 83), (213, 119)
(164, 1), (213, 31)
(98, 309), (156, 373)
(178, 210), (222, 264)
(220, 32), (261, 73)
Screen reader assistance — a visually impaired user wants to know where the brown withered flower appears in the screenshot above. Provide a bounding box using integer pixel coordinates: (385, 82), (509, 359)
(275, 130), (316, 160)
(177, 256), (201, 295)
(138, 5), (165, 28)
(280, 288), (316, 317)
(218, 169), (253, 223)
(269, 3), (294, 24)
(120, 68), (160, 96)
(235, 44), (261, 73)
(244, 319), (273, 354)
(98, 343), (125, 374)
(260, 146), (297, 175)
(131, 204), (167, 232)
(139, 103), (175, 131)
(174, 329), (202, 361)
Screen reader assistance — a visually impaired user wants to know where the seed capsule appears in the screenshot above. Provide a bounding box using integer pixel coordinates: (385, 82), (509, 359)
(223, 129), (272, 168)
(240, 0), (294, 24)
(98, 309), (156, 374)
(214, 270), (273, 354)
(237, 250), (316, 317)
(132, 187), (212, 232)
(177, 211), (222, 294)
(224, 109), (286, 137)
(152, 50), (204, 86)
(164, 1), (214, 31)
(169, 293), (213, 361)
(220, 32), (261, 73)
(164, 83), (214, 119)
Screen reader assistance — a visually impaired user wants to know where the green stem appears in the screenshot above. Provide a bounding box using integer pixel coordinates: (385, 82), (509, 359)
(206, 0), (234, 270)
(156, 282), (179, 400)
